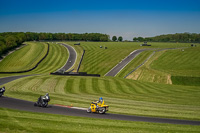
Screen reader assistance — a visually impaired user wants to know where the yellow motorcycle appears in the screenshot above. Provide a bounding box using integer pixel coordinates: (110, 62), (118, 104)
(87, 100), (109, 114)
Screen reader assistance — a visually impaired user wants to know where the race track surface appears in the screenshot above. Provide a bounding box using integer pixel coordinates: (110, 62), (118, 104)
(105, 49), (148, 76)
(0, 96), (200, 125)
(59, 43), (77, 71)
(0, 75), (31, 86)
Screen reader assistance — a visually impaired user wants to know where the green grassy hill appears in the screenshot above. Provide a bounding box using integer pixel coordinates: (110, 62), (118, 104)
(29, 42), (68, 74)
(0, 41), (199, 132)
(127, 46), (200, 85)
(0, 42), (69, 75)
(65, 42), (192, 77)
(3, 75), (200, 120)
(70, 42), (140, 75)
(0, 42), (47, 72)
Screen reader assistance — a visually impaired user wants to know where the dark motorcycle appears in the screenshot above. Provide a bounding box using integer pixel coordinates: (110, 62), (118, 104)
(34, 94), (50, 107)
(0, 87), (5, 97)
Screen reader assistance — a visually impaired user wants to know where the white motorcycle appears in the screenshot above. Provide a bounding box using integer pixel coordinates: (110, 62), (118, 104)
(0, 86), (5, 97)
(34, 93), (50, 107)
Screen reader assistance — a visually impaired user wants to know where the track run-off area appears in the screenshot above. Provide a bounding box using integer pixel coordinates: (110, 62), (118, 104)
(0, 42), (200, 126)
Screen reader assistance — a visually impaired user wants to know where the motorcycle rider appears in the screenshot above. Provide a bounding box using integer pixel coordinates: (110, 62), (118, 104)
(98, 97), (103, 104)
(87, 97), (104, 111)
(0, 86), (5, 91)
(0, 86), (5, 96)
(96, 97), (104, 109)
(37, 93), (50, 105)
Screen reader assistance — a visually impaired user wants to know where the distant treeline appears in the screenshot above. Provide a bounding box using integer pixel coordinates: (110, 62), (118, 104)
(0, 32), (109, 58)
(133, 33), (200, 42)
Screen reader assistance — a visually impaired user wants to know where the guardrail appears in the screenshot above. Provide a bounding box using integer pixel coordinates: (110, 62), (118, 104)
(50, 72), (100, 77)
(77, 49), (85, 72)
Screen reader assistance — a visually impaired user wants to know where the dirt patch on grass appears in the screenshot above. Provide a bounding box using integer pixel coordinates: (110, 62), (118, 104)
(167, 75), (172, 84)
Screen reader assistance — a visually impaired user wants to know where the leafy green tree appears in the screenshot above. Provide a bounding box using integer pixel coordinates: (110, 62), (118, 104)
(5, 35), (17, 47)
(16, 32), (26, 44)
(137, 37), (144, 42)
(112, 36), (117, 41)
(118, 36), (123, 42)
(133, 37), (137, 42)
(100, 36), (108, 42)
(0, 41), (6, 55)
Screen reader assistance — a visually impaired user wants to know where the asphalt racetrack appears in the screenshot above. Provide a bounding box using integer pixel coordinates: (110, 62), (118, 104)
(58, 43), (77, 71)
(0, 96), (200, 125)
(0, 75), (31, 86)
(105, 49), (148, 76)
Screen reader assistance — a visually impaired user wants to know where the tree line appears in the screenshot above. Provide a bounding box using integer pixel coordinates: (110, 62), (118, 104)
(133, 33), (200, 42)
(112, 36), (123, 41)
(0, 32), (110, 58)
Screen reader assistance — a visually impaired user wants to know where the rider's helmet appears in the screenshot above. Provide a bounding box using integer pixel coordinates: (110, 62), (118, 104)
(99, 97), (103, 103)
(46, 93), (49, 96)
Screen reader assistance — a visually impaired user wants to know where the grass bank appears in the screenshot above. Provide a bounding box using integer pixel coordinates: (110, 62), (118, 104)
(1, 108), (200, 133)
(2, 75), (200, 120)
(0, 42), (47, 72)
(0, 42), (69, 76)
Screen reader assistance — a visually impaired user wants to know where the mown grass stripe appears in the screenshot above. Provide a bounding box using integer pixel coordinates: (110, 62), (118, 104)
(55, 77), (66, 94)
(103, 79), (112, 93)
(79, 78), (86, 93)
(64, 78), (74, 94)
(91, 78), (102, 93)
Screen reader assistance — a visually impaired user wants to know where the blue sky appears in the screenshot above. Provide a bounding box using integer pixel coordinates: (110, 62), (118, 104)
(0, 0), (200, 40)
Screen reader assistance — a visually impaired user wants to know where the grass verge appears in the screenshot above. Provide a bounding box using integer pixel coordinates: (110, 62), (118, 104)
(1, 107), (200, 133)
(1, 75), (200, 121)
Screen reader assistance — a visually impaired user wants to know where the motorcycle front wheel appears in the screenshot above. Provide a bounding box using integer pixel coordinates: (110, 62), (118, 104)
(99, 108), (106, 114)
(87, 108), (91, 113)
(42, 102), (48, 107)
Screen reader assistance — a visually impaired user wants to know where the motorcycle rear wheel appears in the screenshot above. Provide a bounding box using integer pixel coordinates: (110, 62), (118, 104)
(34, 103), (38, 106)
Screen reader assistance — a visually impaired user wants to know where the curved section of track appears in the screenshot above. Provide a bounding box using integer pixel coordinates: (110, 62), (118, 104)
(58, 43), (77, 72)
(0, 96), (200, 125)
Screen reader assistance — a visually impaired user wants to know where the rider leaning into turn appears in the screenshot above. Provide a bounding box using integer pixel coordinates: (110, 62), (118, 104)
(38, 93), (50, 103)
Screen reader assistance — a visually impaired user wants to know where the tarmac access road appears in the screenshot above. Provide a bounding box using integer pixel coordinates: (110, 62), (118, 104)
(0, 96), (200, 126)
(105, 49), (148, 77)
(105, 47), (186, 77)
